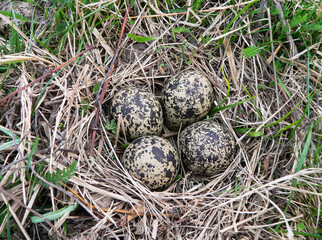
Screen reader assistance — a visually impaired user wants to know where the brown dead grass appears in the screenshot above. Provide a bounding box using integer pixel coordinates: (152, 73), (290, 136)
(0, 1), (321, 240)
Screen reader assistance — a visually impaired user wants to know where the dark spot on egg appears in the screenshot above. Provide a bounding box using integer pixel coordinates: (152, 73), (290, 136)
(152, 146), (165, 162)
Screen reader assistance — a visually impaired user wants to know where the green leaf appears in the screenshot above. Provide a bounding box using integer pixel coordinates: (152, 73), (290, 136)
(105, 119), (117, 135)
(193, 0), (205, 11)
(0, 126), (18, 139)
(270, 6), (280, 15)
(209, 94), (258, 114)
(303, 24), (322, 31)
(33, 37), (54, 54)
(219, 0), (258, 44)
(41, 161), (77, 188)
(297, 223), (306, 231)
(162, 5), (192, 13)
(121, 143), (130, 148)
(31, 204), (78, 223)
(236, 128), (264, 137)
(0, 140), (20, 152)
(0, 10), (39, 24)
(273, 119), (301, 138)
(0, 126), (20, 151)
(276, 230), (322, 239)
(277, 75), (291, 98)
(242, 46), (263, 58)
(93, 82), (100, 93)
(295, 122), (314, 174)
(174, 174), (181, 181)
(172, 27), (191, 33)
(127, 33), (156, 42)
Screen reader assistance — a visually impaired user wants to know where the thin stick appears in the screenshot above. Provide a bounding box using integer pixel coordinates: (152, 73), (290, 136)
(0, 45), (96, 104)
(89, 9), (129, 157)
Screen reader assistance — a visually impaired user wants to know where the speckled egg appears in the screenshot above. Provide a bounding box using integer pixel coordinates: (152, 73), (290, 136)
(161, 70), (214, 130)
(121, 136), (180, 190)
(179, 121), (236, 176)
(110, 88), (163, 140)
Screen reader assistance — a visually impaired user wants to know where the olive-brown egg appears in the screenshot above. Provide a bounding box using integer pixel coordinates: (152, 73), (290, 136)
(121, 136), (180, 190)
(179, 121), (236, 176)
(161, 70), (214, 130)
(110, 88), (163, 140)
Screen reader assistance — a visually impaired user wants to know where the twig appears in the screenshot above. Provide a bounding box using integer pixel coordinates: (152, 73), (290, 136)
(0, 45), (96, 104)
(89, 9), (129, 157)
(0, 186), (66, 240)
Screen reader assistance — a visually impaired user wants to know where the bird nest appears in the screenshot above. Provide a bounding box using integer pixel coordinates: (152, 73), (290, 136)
(0, 1), (321, 239)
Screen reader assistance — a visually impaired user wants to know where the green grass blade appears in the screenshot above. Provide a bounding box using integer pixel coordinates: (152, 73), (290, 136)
(31, 204), (78, 223)
(27, 135), (39, 172)
(209, 94), (258, 114)
(33, 36), (55, 54)
(306, 51), (310, 117)
(243, 85), (262, 120)
(262, 89), (317, 129)
(127, 33), (156, 42)
(217, 0), (258, 45)
(295, 122), (314, 174)
(210, 66), (231, 113)
(287, 90), (317, 140)
(162, 5), (193, 13)
(0, 126), (20, 151)
(236, 128), (264, 137)
(172, 27), (191, 33)
(61, 2), (115, 38)
(181, 45), (185, 65)
(0, 66), (10, 91)
(31, 71), (61, 118)
(0, 126), (18, 139)
(276, 230), (322, 239)
(193, 0), (206, 11)
(0, 139), (21, 152)
(277, 75), (291, 98)
(273, 119), (301, 138)
(275, 121), (316, 231)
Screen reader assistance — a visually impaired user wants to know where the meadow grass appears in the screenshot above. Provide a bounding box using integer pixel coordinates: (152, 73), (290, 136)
(0, 0), (321, 239)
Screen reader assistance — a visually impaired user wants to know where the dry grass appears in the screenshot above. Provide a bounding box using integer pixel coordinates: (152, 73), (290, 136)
(0, 0), (321, 239)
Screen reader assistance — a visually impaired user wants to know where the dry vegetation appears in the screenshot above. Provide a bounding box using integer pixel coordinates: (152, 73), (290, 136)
(0, 0), (321, 239)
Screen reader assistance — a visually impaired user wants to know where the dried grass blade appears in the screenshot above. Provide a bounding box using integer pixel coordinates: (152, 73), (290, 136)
(223, 38), (238, 87)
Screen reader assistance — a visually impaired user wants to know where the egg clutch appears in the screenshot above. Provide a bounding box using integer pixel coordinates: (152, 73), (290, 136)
(110, 70), (236, 190)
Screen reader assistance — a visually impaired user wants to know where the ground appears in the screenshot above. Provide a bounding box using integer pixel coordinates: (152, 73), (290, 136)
(0, 0), (321, 239)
